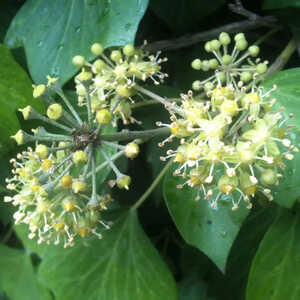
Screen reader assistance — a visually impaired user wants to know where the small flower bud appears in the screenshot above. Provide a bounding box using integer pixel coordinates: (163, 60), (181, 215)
(260, 169), (277, 186)
(256, 63), (267, 74)
(73, 150), (88, 165)
(93, 59), (106, 72)
(32, 84), (46, 98)
(91, 43), (104, 55)
(123, 44), (135, 56)
(234, 33), (245, 41)
(72, 55), (85, 67)
(201, 60), (210, 71)
(117, 175), (131, 190)
(219, 32), (231, 45)
(241, 71), (252, 83)
(35, 144), (49, 159)
(47, 103), (63, 120)
(58, 141), (70, 148)
(96, 109), (112, 124)
(191, 59), (202, 70)
(72, 181), (87, 193)
(116, 85), (134, 98)
(210, 39), (221, 51)
(222, 54), (232, 65)
(217, 72), (226, 83)
(110, 50), (122, 62)
(248, 45), (260, 57)
(204, 82), (214, 91)
(209, 58), (219, 69)
(61, 175), (72, 187)
(125, 142), (140, 159)
(204, 42), (212, 52)
(192, 80), (202, 91)
(235, 38), (248, 51)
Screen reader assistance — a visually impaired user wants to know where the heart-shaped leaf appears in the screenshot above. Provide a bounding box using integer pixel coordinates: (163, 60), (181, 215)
(163, 167), (249, 271)
(262, 68), (300, 207)
(246, 208), (300, 300)
(36, 211), (177, 300)
(5, 0), (149, 84)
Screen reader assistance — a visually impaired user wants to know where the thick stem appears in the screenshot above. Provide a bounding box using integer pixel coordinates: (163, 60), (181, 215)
(266, 39), (296, 77)
(135, 85), (172, 107)
(100, 127), (170, 142)
(131, 159), (173, 211)
(145, 18), (280, 52)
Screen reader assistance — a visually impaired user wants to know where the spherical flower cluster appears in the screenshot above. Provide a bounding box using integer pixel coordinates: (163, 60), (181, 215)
(190, 32), (268, 92)
(5, 48), (144, 246)
(73, 43), (167, 125)
(5, 145), (112, 247)
(158, 33), (298, 210)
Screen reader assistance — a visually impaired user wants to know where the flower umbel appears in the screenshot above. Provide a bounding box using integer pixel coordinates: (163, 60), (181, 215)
(158, 33), (298, 210)
(4, 43), (158, 247)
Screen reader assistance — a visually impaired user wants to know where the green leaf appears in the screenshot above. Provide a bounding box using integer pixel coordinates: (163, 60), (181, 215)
(263, 68), (300, 207)
(0, 44), (42, 153)
(0, 244), (52, 300)
(246, 209), (300, 300)
(163, 167), (249, 271)
(179, 272), (216, 300)
(221, 204), (276, 300)
(263, 0), (300, 9)
(38, 211), (177, 300)
(5, 0), (149, 85)
(150, 0), (225, 34)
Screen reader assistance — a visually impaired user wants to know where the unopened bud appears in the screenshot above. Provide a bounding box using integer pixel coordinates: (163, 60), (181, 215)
(91, 43), (104, 55)
(47, 103), (63, 120)
(61, 175), (72, 187)
(73, 150), (88, 165)
(72, 55), (85, 67)
(123, 44), (135, 56)
(96, 109), (112, 124)
(125, 142), (140, 159)
(35, 144), (49, 159)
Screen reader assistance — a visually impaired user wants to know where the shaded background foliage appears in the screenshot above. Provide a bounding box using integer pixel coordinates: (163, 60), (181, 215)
(0, 1), (300, 299)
